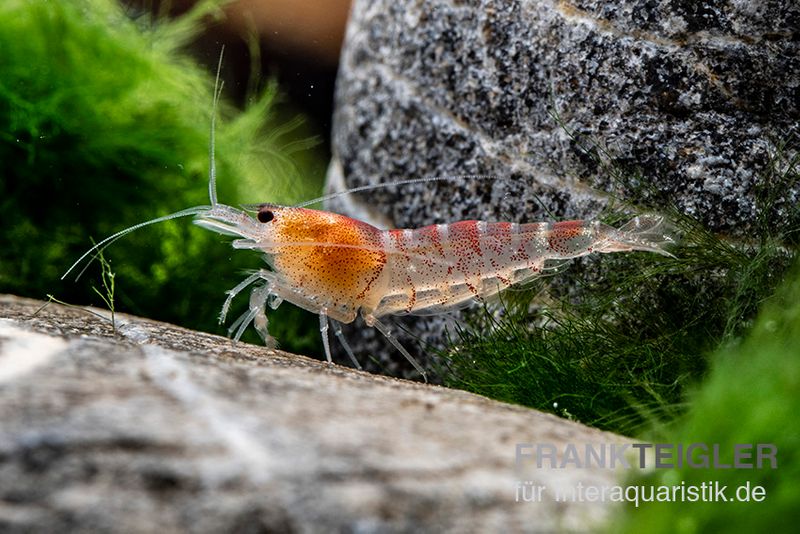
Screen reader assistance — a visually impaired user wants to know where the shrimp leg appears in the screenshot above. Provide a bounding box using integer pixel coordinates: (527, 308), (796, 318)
(363, 312), (427, 382)
(319, 308), (334, 365)
(249, 284), (275, 346)
(219, 270), (268, 324)
(227, 272), (278, 347)
(330, 319), (362, 370)
(319, 311), (362, 369)
(230, 307), (258, 342)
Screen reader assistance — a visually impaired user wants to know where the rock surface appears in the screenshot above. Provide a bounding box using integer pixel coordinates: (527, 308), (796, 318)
(330, 0), (799, 231)
(0, 294), (632, 533)
(327, 0), (799, 372)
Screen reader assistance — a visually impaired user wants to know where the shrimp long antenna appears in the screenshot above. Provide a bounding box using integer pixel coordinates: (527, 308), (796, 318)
(61, 206), (211, 282)
(209, 46), (225, 207)
(64, 52), (226, 284)
(292, 174), (501, 209)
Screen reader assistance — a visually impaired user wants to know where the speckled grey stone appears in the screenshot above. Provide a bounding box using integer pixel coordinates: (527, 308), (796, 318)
(0, 295), (631, 533)
(326, 0), (799, 374)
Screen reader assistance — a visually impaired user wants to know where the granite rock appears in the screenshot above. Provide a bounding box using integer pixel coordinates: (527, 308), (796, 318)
(326, 0), (799, 373)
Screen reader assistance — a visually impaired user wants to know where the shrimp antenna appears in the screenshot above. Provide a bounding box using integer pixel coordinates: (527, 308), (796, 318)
(64, 50), (228, 283)
(292, 174), (502, 209)
(61, 206), (211, 282)
(209, 46), (225, 207)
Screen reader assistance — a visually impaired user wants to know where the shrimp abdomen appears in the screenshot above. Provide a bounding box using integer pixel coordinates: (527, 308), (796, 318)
(376, 221), (550, 316)
(374, 216), (674, 316)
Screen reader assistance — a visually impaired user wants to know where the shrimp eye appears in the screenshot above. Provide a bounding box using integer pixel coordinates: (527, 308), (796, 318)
(257, 209), (274, 223)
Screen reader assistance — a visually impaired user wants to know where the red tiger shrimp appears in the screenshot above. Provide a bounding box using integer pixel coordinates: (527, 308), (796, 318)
(63, 57), (676, 382)
(194, 204), (674, 381)
(66, 191), (675, 382)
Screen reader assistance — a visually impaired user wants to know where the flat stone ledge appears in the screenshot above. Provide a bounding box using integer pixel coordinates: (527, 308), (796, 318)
(0, 294), (632, 533)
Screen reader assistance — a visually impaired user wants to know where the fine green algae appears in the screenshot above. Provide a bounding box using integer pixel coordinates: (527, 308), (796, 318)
(612, 256), (800, 533)
(442, 136), (799, 437)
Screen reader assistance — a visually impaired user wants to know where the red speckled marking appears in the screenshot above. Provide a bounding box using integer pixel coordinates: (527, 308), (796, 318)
(548, 220), (584, 255)
(388, 229), (419, 311)
(484, 222), (512, 256)
(509, 223), (530, 264)
(489, 257), (512, 286)
(446, 221), (485, 296)
(414, 225), (447, 269)
(449, 221), (483, 257)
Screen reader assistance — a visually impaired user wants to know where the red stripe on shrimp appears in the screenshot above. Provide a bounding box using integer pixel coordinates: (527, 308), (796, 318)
(448, 221), (483, 257)
(483, 221), (513, 255)
(548, 220), (584, 255)
(446, 221), (484, 296)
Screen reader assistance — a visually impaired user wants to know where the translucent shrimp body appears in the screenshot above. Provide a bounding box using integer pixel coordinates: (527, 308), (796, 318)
(370, 215), (672, 317)
(193, 203), (674, 379)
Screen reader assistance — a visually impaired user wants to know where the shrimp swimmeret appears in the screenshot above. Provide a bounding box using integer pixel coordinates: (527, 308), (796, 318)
(64, 70), (675, 382)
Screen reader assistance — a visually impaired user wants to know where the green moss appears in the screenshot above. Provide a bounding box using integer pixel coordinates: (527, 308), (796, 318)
(0, 0), (324, 355)
(613, 258), (800, 532)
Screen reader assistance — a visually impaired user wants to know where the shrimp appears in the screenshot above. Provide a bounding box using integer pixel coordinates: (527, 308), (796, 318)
(193, 204), (674, 380)
(63, 56), (675, 381)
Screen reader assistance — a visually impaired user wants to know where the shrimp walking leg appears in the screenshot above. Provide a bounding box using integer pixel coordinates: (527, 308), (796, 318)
(228, 275), (278, 347)
(363, 312), (427, 382)
(219, 270), (269, 324)
(230, 307), (258, 342)
(319, 308), (333, 365)
(250, 284), (275, 346)
(319, 312), (362, 368)
(331, 319), (362, 370)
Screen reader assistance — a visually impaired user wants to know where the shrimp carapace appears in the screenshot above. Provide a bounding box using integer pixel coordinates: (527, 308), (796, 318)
(253, 206), (389, 323)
